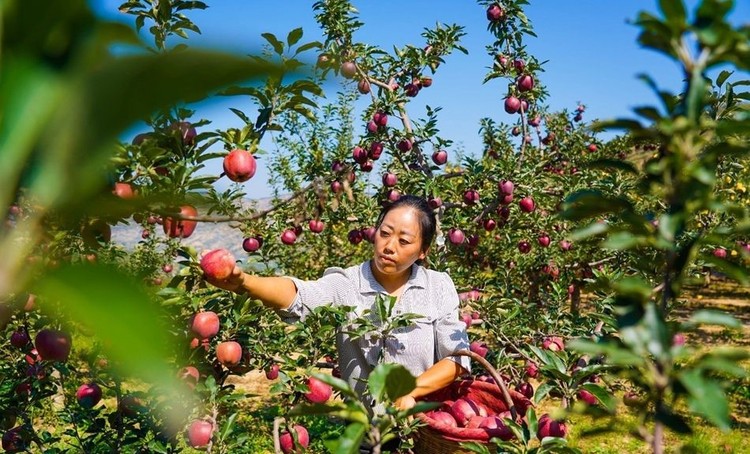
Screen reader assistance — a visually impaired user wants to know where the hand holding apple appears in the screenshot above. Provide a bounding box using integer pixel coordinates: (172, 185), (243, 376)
(203, 262), (246, 294)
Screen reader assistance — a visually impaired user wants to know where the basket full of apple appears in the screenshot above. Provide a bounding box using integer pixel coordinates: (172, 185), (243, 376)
(414, 351), (533, 453)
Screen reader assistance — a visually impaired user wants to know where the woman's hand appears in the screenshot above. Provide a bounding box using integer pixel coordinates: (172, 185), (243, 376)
(394, 394), (416, 412)
(204, 264), (246, 294)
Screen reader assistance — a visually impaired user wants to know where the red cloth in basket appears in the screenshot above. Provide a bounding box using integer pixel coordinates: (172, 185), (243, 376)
(417, 379), (533, 442)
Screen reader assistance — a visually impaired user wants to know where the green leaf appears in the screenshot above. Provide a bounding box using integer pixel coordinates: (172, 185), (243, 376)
(685, 310), (742, 329)
(601, 231), (645, 250)
(310, 372), (359, 400)
(327, 422), (366, 454)
(659, 0), (687, 27)
(580, 383), (616, 413)
(33, 264), (187, 413)
(261, 32), (284, 55)
(686, 67), (708, 122)
(367, 363), (416, 402)
(287, 27), (303, 47)
(679, 369), (731, 430)
(716, 70), (733, 88)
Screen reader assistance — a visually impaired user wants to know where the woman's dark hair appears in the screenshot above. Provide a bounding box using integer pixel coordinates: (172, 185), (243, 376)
(374, 195), (437, 253)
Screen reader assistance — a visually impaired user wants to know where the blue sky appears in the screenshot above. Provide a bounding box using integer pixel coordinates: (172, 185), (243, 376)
(92, 1), (750, 198)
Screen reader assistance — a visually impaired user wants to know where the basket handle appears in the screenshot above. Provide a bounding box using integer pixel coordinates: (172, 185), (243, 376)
(449, 349), (518, 421)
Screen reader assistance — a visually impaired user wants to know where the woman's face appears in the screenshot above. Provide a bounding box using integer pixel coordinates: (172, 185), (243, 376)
(372, 206), (426, 278)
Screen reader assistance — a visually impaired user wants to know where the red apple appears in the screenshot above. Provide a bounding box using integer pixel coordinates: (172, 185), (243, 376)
(577, 389), (597, 405)
(242, 236), (262, 252)
(179, 366), (200, 389)
(517, 240), (531, 254)
(448, 228), (465, 245)
(330, 180), (343, 193)
(76, 382), (102, 408)
(483, 219), (497, 231)
(170, 121), (197, 145)
(587, 143), (598, 153)
(361, 226), (376, 243)
(538, 234), (551, 247)
(373, 111), (388, 127)
(421, 76), (433, 87)
(360, 160), (373, 172)
(432, 150), (448, 165)
(514, 59), (526, 73)
(498, 180), (514, 195)
(542, 336), (565, 351)
(469, 341), (489, 358)
(559, 240), (573, 251)
(516, 382), (534, 399)
(281, 229), (297, 245)
(519, 197), (536, 213)
(382, 173), (398, 187)
(10, 330), (30, 349)
(357, 79), (371, 94)
(308, 219), (324, 233)
(279, 425), (309, 454)
(504, 96), (521, 114)
(265, 364), (280, 380)
(187, 420), (213, 448)
(537, 414), (568, 439)
(369, 142), (384, 160)
(463, 189), (480, 206)
(200, 249), (236, 281)
(223, 149), (257, 183)
(163, 205), (198, 239)
(34, 329), (71, 362)
(348, 229), (363, 245)
(525, 361), (539, 378)
(304, 376), (332, 404)
(340, 61), (357, 79)
(216, 341), (242, 367)
(517, 74), (534, 92)
(479, 415), (514, 440)
(352, 146), (367, 163)
(623, 391), (646, 408)
(404, 83), (420, 97)
(366, 121), (378, 134)
(461, 313), (472, 329)
(428, 197), (442, 209)
(397, 139), (413, 152)
(713, 247), (727, 258)
(450, 398), (488, 427)
(486, 4), (504, 21)
(428, 410), (457, 427)
(1, 427), (27, 453)
(113, 182), (136, 199)
(191, 312), (220, 339)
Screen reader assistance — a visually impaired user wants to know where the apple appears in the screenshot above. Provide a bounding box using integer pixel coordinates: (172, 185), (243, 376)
(516, 382), (534, 399)
(304, 376), (332, 403)
(519, 197), (535, 213)
(279, 425), (309, 454)
(574, 112), (583, 122)
(483, 219), (497, 231)
(623, 391), (646, 408)
(486, 3), (504, 21)
(448, 228), (465, 245)
(330, 180), (343, 193)
(432, 150), (448, 165)
(265, 364), (280, 380)
(360, 160), (373, 172)
(242, 236), (261, 252)
(35, 329), (71, 362)
(187, 420), (213, 448)
(428, 410), (457, 427)
(119, 394), (144, 417)
(163, 205), (198, 239)
(369, 142), (384, 160)
(537, 414), (568, 439)
(352, 146), (367, 163)
(200, 249), (236, 281)
(382, 173), (398, 187)
(517, 74), (534, 92)
(525, 361), (539, 378)
(373, 111), (388, 127)
(361, 226), (376, 243)
(466, 415), (486, 428)
(463, 189), (480, 206)
(340, 61), (357, 79)
(517, 240), (531, 254)
(386, 189), (401, 202)
(316, 53), (330, 68)
(504, 96), (521, 114)
(498, 180), (514, 195)
(421, 76), (433, 87)
(428, 197), (442, 209)
(713, 247), (727, 258)
(478, 416), (514, 441)
(10, 330), (29, 349)
(348, 229), (363, 245)
(577, 389), (597, 405)
(461, 313), (472, 329)
(528, 115), (541, 127)
(469, 341), (488, 358)
(559, 240), (573, 251)
(191, 311), (220, 339)
(1, 427), (27, 453)
(672, 333), (686, 346)
(366, 121), (378, 134)
(404, 83), (420, 97)
(223, 149), (257, 183)
(76, 382), (103, 408)
(113, 182), (136, 199)
(537, 233), (551, 247)
(216, 341), (242, 367)
(308, 219), (324, 233)
(170, 121), (197, 145)
(513, 59), (526, 72)
(357, 79), (371, 94)
(396, 139), (413, 152)
(179, 366), (200, 389)
(281, 229), (297, 245)
(587, 143), (598, 153)
(542, 336), (565, 351)
(450, 398), (488, 427)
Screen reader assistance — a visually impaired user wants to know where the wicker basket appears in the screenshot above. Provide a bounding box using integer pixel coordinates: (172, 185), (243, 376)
(413, 350), (533, 454)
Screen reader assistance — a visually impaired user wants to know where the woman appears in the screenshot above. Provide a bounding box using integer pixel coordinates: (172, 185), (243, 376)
(206, 195), (470, 412)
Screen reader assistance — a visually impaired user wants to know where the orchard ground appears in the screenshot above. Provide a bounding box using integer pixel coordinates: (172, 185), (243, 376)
(211, 278), (750, 454)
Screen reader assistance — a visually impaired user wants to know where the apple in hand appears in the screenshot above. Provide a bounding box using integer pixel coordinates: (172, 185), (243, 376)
(200, 249), (236, 281)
